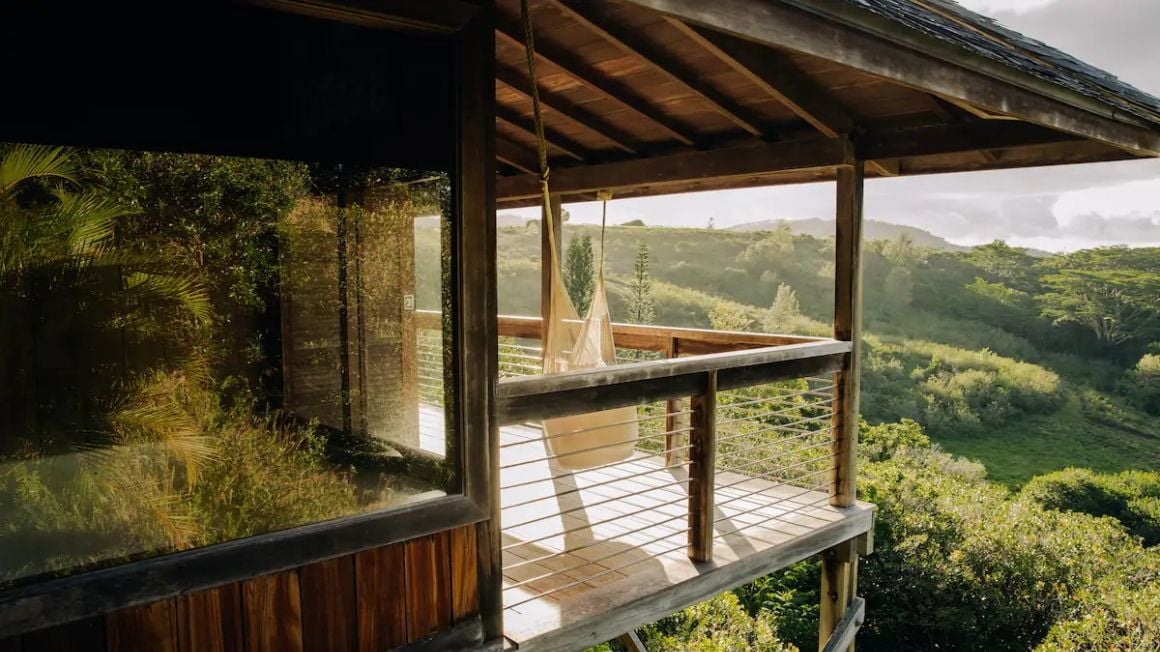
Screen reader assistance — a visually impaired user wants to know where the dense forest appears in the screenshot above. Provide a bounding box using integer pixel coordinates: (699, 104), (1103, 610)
(476, 220), (1160, 650)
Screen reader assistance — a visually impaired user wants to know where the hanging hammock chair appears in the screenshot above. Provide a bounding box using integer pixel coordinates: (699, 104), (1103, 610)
(520, 0), (638, 470)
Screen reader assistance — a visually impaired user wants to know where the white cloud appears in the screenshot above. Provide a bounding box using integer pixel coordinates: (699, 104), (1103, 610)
(1054, 179), (1160, 227)
(954, 0), (1058, 14)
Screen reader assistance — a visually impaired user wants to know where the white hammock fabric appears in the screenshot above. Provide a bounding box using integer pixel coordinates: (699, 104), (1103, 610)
(541, 207), (638, 470)
(518, 0), (636, 469)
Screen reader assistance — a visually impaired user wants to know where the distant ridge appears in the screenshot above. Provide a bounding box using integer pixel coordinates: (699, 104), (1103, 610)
(729, 218), (968, 252)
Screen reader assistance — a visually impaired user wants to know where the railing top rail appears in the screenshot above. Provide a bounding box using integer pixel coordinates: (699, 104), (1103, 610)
(496, 339), (851, 424)
(414, 309), (826, 351)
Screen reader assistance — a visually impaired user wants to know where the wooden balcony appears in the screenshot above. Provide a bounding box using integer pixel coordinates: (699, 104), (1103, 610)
(416, 312), (874, 650)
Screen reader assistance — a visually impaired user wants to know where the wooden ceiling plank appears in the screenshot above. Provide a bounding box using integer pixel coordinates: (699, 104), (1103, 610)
(670, 20), (854, 138)
(552, 0), (768, 138)
(496, 105), (587, 161)
(241, 0), (477, 33)
(668, 20), (912, 176)
(495, 65), (641, 155)
(496, 137), (541, 175)
(495, 18), (701, 147)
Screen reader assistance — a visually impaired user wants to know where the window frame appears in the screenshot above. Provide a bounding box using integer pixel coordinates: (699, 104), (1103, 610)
(0, 0), (496, 637)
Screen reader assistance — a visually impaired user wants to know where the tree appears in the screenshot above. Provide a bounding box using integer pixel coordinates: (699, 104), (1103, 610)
(965, 240), (1039, 292)
(1037, 247), (1160, 346)
(1039, 268), (1160, 345)
(882, 267), (914, 315)
(764, 283), (802, 333)
(563, 234), (595, 314)
(626, 240), (655, 325)
(882, 232), (916, 265)
(710, 302), (753, 332)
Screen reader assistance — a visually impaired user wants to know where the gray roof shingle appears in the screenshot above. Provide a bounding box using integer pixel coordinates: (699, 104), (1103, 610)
(807, 0), (1160, 126)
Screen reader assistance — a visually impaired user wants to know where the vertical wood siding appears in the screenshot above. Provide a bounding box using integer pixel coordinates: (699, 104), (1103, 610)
(0, 527), (476, 652)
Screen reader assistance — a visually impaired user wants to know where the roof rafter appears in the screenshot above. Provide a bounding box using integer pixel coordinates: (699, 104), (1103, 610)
(551, 0), (770, 138)
(666, 19), (894, 176)
(496, 104), (587, 162)
(496, 137), (541, 175)
(495, 17), (701, 147)
(495, 65), (640, 155)
(667, 19), (854, 138)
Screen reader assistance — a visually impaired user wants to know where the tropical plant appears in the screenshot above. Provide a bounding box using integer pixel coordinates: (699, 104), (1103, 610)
(564, 234), (595, 314)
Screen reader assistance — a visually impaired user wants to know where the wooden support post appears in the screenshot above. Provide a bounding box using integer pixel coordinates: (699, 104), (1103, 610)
(831, 160), (863, 507)
(540, 195), (563, 345)
(819, 540), (858, 652)
(821, 160), (865, 651)
(688, 370), (717, 563)
(664, 337), (680, 466)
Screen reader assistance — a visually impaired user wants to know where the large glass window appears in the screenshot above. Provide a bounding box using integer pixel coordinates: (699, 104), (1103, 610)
(0, 2), (463, 591)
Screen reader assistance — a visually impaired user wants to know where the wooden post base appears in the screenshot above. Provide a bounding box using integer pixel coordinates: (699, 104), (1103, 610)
(818, 539), (859, 652)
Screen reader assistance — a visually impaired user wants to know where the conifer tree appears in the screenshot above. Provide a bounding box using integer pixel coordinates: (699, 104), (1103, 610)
(563, 234), (595, 314)
(627, 240), (656, 325)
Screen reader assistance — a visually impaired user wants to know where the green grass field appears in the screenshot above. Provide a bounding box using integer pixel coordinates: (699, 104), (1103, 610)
(933, 391), (1160, 487)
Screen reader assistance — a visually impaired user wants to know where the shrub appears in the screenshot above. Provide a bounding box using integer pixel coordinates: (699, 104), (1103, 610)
(861, 337), (1063, 433)
(1036, 567), (1160, 651)
(641, 593), (796, 652)
(1118, 353), (1160, 415)
(857, 445), (1151, 650)
(1020, 468), (1160, 546)
(859, 418), (931, 462)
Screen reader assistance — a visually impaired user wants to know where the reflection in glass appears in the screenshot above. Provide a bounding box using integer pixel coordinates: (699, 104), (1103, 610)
(0, 145), (452, 588)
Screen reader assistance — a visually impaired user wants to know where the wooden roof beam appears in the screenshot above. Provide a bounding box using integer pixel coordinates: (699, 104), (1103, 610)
(498, 136), (854, 201)
(495, 18), (702, 147)
(495, 65), (641, 155)
(668, 21), (894, 177)
(551, 0), (770, 138)
(858, 120), (1078, 160)
(495, 105), (587, 162)
(497, 121), (1078, 202)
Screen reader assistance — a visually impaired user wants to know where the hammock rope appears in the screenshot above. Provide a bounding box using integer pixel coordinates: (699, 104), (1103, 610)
(518, 1), (637, 470)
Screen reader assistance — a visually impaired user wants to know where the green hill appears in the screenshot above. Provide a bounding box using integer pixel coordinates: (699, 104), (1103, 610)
(489, 224), (1160, 486)
(730, 217), (968, 252)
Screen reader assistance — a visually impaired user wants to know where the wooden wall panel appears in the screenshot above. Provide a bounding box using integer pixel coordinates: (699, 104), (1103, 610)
(21, 616), (105, 652)
(176, 585), (244, 652)
(404, 532), (453, 640)
(5, 526), (477, 652)
(107, 601), (177, 652)
(355, 543), (409, 651)
(242, 572), (303, 652)
(450, 526), (480, 621)
(301, 557), (357, 652)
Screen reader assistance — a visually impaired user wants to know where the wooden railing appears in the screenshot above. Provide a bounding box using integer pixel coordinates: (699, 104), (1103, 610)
(415, 310), (853, 569)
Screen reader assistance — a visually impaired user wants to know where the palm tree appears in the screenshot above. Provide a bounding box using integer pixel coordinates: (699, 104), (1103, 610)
(0, 145), (212, 473)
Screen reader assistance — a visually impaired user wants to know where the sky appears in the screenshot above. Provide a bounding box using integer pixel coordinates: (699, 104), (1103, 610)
(514, 0), (1160, 252)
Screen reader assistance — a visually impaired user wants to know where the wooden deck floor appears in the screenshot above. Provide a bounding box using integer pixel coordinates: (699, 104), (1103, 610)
(415, 406), (874, 650)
